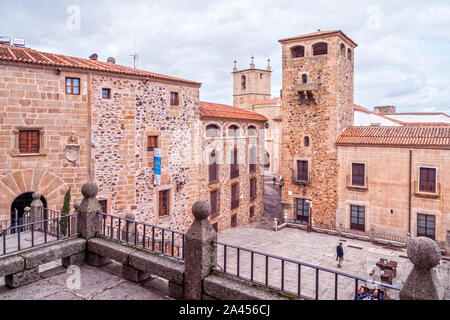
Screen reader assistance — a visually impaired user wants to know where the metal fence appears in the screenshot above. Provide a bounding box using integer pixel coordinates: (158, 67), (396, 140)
(100, 213), (185, 261)
(1, 211), (79, 257)
(214, 240), (401, 300)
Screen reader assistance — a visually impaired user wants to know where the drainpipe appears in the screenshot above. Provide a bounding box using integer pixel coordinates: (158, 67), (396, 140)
(408, 149), (412, 234)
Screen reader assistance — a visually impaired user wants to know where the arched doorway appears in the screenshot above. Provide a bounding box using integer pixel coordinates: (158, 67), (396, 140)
(10, 193), (47, 231)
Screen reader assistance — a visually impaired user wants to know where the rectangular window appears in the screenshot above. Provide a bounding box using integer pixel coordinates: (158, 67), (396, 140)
(19, 130), (40, 154)
(210, 190), (219, 215)
(102, 88), (111, 99)
(66, 77), (80, 95)
(250, 178), (257, 200)
(250, 205), (255, 218)
(231, 183), (240, 209)
(296, 199), (310, 224)
(147, 136), (158, 152)
(350, 205), (365, 232)
(249, 147), (257, 173)
(297, 160), (309, 182)
(351, 163), (365, 187)
(159, 190), (170, 217)
(209, 150), (218, 182)
(170, 92), (179, 106)
(99, 200), (108, 214)
(417, 214), (435, 240)
(419, 167), (437, 193)
(230, 148), (239, 179)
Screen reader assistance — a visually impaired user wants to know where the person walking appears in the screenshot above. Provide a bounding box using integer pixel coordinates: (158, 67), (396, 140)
(273, 177), (277, 185)
(279, 176), (284, 189)
(336, 242), (344, 268)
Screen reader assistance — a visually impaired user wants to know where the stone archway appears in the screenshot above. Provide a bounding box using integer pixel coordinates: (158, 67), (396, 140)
(0, 170), (69, 226)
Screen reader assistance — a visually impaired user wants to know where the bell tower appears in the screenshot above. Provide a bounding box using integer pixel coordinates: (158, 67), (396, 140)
(233, 57), (272, 109)
(278, 30), (357, 227)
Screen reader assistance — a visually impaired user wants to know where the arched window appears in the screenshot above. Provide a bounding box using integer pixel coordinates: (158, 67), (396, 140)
(206, 124), (220, 138)
(347, 48), (352, 61)
(340, 43), (346, 57)
(302, 74), (308, 84)
(304, 136), (310, 147)
(241, 76), (247, 90)
(291, 45), (305, 58)
(228, 125), (240, 137)
(248, 125), (257, 137)
(209, 150), (218, 182)
(313, 42), (328, 56)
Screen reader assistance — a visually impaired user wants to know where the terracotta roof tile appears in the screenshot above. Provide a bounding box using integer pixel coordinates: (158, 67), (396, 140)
(0, 45), (201, 86)
(278, 30), (358, 47)
(200, 101), (267, 121)
(354, 104), (405, 125)
(337, 126), (450, 149)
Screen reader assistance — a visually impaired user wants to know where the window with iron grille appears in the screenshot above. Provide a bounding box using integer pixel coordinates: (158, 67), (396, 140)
(99, 200), (108, 214)
(231, 183), (240, 209)
(350, 205), (365, 232)
(19, 130), (40, 154)
(66, 78), (80, 95)
(102, 88), (111, 99)
(419, 167), (437, 193)
(313, 42), (328, 56)
(230, 148), (239, 179)
(296, 160), (309, 182)
(296, 199), (310, 224)
(170, 92), (179, 106)
(351, 163), (365, 187)
(210, 190), (219, 215)
(417, 214), (435, 240)
(250, 178), (257, 200)
(147, 136), (158, 152)
(209, 150), (218, 182)
(159, 190), (170, 217)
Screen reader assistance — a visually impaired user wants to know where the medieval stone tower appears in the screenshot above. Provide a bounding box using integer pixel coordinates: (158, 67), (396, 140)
(233, 58), (272, 109)
(278, 30), (357, 227)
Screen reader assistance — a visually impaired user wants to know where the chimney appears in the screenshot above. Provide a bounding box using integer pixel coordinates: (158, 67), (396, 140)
(89, 53), (98, 61)
(374, 106), (397, 115)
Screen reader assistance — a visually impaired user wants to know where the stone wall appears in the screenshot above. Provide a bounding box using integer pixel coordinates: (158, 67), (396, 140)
(0, 63), (89, 224)
(337, 145), (450, 245)
(279, 34), (355, 227)
(199, 118), (265, 231)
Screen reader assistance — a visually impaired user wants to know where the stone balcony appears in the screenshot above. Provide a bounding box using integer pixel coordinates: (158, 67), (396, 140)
(296, 82), (319, 92)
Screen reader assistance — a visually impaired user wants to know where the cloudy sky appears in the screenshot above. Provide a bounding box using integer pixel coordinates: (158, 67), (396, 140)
(1, 0), (450, 113)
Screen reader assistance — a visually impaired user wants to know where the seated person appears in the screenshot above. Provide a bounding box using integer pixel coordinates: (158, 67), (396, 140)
(372, 289), (384, 300)
(355, 288), (369, 300)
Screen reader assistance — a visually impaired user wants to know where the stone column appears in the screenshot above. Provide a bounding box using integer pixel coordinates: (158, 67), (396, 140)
(400, 237), (444, 300)
(122, 213), (136, 244)
(273, 218), (278, 231)
(30, 192), (44, 231)
(184, 201), (217, 300)
(77, 183), (102, 240)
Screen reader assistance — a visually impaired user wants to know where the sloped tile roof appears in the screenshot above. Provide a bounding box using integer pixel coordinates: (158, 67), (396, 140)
(278, 30), (358, 47)
(200, 101), (267, 121)
(354, 104), (405, 125)
(337, 126), (450, 149)
(0, 45), (201, 86)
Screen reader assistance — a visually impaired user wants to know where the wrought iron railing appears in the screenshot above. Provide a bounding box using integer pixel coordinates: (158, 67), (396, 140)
(100, 213), (185, 261)
(1, 212), (79, 257)
(214, 240), (401, 300)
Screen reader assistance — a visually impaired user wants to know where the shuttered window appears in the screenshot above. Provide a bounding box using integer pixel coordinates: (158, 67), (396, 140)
(313, 42), (328, 56)
(159, 190), (170, 217)
(210, 190), (219, 215)
(419, 168), (437, 193)
(230, 148), (239, 179)
(209, 150), (218, 182)
(296, 199), (310, 224)
(250, 178), (257, 200)
(170, 92), (179, 106)
(297, 160), (309, 182)
(19, 130), (40, 154)
(231, 183), (240, 209)
(147, 136), (158, 152)
(352, 163), (365, 187)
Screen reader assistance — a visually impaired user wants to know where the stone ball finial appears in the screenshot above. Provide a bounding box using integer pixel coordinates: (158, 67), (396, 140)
(407, 237), (441, 270)
(81, 183), (98, 198)
(32, 192), (42, 200)
(24, 207), (31, 213)
(192, 201), (211, 220)
(125, 212), (136, 221)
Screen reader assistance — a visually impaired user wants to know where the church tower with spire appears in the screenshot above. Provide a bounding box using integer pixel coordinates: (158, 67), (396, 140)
(232, 57), (272, 109)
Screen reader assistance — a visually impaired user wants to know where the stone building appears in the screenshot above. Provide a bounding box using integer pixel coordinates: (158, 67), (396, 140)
(0, 44), (266, 233)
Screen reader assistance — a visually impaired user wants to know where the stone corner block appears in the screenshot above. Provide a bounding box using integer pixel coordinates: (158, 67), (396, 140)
(122, 265), (152, 283)
(62, 252), (86, 268)
(0, 255), (25, 277)
(87, 252), (111, 267)
(5, 267), (39, 289)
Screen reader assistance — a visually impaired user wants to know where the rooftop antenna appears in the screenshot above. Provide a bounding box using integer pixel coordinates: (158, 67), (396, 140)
(130, 38), (139, 69)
